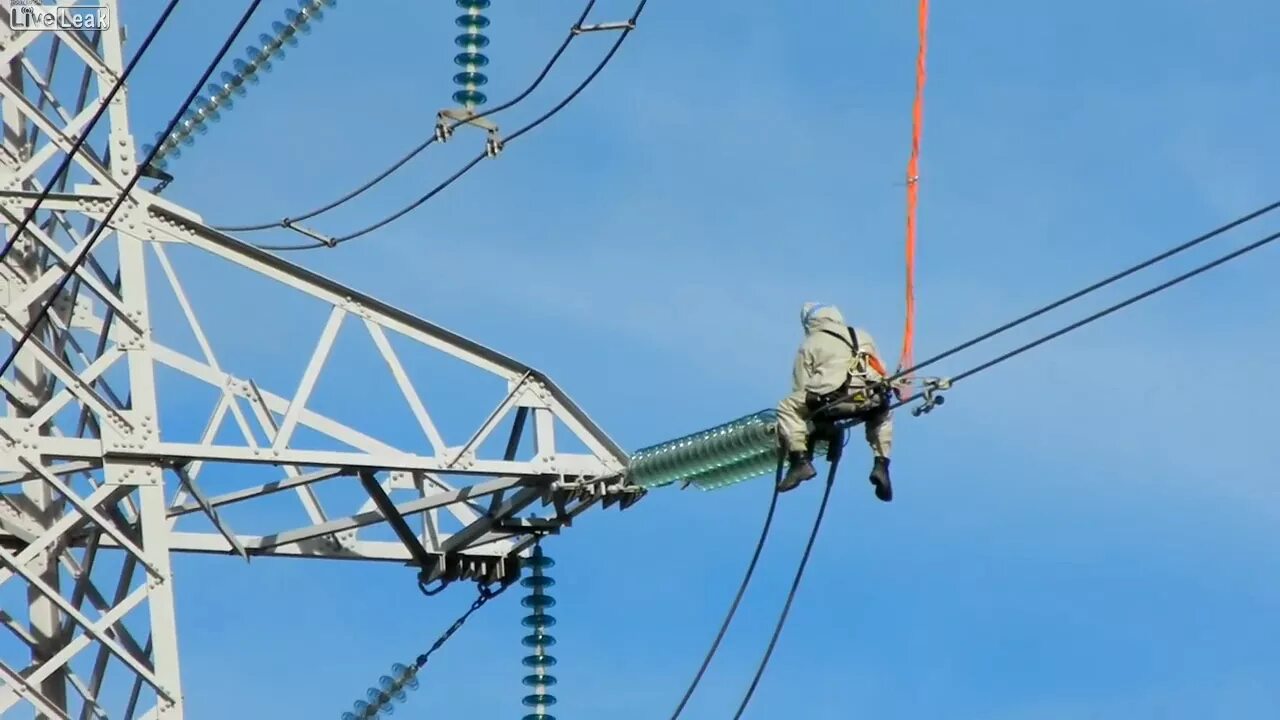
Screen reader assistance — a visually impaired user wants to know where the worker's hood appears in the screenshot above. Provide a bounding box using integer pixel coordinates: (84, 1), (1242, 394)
(800, 302), (847, 336)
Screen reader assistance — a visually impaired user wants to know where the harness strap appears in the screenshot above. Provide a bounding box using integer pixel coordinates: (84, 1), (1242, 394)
(819, 327), (855, 351)
(819, 326), (889, 380)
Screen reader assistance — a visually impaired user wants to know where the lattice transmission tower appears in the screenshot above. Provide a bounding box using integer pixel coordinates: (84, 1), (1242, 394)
(0, 2), (644, 717)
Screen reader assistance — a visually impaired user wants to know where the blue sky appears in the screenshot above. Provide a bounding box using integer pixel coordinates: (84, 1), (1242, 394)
(98, 0), (1280, 717)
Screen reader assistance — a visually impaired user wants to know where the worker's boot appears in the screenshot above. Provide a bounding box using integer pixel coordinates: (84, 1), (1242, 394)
(778, 451), (817, 493)
(869, 456), (893, 502)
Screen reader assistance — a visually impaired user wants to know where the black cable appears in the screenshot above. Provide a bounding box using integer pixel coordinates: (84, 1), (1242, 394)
(0, 0), (267, 377)
(0, 0), (185, 263)
(668, 460), (784, 720)
(217, 136), (439, 235)
(857, 225), (1280, 418)
(810, 199), (1280, 420)
(213, 0), (601, 233)
(252, 154), (485, 251)
(463, 0), (601, 124)
(946, 226), (1280, 387)
(727, 225), (1280, 715)
(261, 0), (649, 250)
(731, 445), (843, 719)
(504, 0), (647, 146)
(902, 198), (1280, 380)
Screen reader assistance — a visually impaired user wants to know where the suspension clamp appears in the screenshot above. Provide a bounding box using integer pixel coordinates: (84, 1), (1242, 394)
(910, 377), (951, 417)
(435, 108), (505, 158)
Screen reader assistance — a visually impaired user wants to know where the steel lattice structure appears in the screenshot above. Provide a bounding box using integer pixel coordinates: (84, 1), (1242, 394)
(0, 2), (643, 717)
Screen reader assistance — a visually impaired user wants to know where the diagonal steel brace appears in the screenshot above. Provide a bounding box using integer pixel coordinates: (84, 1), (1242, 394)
(173, 464), (248, 562)
(357, 470), (434, 575)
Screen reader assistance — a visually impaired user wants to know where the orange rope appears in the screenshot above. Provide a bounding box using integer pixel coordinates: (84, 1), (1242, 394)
(898, 0), (929, 376)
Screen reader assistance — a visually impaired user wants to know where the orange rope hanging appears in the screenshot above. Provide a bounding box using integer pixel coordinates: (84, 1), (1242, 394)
(898, 0), (929, 376)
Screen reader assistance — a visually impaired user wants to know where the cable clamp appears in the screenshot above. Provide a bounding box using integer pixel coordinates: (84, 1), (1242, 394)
(485, 131), (504, 158)
(911, 377), (951, 417)
(437, 108), (503, 156)
(434, 119), (454, 143)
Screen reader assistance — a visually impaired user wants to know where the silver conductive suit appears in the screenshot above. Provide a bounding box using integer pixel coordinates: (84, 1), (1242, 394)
(776, 302), (894, 501)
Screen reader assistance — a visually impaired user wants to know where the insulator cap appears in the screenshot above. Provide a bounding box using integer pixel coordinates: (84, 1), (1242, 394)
(520, 593), (556, 609)
(448, 0), (491, 108)
(522, 653), (557, 668)
(522, 613), (556, 628)
(523, 553), (555, 570)
(522, 633), (557, 648)
(521, 574), (555, 589)
(151, 0), (332, 166)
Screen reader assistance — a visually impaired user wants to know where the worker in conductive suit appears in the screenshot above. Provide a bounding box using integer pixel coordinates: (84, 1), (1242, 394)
(776, 302), (894, 501)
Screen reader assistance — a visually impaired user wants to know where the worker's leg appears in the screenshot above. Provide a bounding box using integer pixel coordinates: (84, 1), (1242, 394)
(863, 403), (894, 502)
(776, 391), (817, 492)
(863, 403), (892, 458)
(776, 391), (812, 453)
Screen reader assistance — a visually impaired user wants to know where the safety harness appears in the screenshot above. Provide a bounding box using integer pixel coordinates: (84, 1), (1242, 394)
(808, 326), (891, 415)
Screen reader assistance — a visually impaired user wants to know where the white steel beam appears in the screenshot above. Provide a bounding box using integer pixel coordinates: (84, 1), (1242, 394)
(0, 3), (645, 717)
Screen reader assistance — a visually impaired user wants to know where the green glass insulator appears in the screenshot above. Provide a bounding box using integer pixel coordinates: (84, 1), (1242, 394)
(451, 89), (487, 106)
(627, 410), (780, 488)
(683, 451), (767, 488)
(522, 553), (555, 570)
(452, 70), (488, 87)
(449, 0), (490, 110)
(519, 544), (558, 714)
(523, 673), (560, 687)
(456, 13), (490, 29)
(688, 452), (779, 491)
(156, 0), (335, 166)
(453, 31), (489, 49)
(521, 593), (556, 610)
(522, 654), (557, 668)
(522, 633), (557, 648)
(453, 51), (489, 68)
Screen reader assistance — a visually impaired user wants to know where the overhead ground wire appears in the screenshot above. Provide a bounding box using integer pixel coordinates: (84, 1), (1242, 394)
(255, 0), (649, 251)
(215, 0), (607, 236)
(216, 0), (619, 240)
